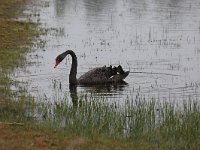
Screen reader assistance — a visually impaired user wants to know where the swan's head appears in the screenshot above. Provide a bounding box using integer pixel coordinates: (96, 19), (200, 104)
(54, 53), (66, 68)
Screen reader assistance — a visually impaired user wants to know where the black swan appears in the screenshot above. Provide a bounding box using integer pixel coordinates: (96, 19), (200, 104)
(54, 50), (129, 85)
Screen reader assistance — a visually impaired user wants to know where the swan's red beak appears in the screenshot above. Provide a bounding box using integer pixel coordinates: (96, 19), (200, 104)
(54, 60), (60, 68)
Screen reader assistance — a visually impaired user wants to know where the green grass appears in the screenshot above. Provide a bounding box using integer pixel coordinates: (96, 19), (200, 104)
(49, 97), (200, 150)
(2, 93), (199, 149)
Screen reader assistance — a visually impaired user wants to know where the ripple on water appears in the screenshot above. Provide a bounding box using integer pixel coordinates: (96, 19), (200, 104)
(13, 0), (200, 104)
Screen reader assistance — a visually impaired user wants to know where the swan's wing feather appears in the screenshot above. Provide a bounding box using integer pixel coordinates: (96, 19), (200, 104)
(78, 67), (110, 84)
(78, 67), (129, 84)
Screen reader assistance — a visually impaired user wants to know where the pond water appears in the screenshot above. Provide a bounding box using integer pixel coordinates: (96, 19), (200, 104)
(14, 0), (200, 104)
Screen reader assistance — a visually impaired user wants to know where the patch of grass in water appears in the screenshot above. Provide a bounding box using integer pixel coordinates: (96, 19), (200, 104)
(12, 94), (197, 150)
(1, 82), (200, 149)
(0, 0), (39, 124)
(0, 19), (38, 71)
(0, 2), (40, 118)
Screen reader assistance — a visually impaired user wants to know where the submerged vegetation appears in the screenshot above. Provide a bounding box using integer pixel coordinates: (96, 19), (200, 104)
(0, 0), (200, 149)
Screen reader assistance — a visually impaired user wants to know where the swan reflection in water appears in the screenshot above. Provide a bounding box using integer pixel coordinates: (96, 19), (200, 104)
(69, 85), (79, 108)
(69, 83), (128, 108)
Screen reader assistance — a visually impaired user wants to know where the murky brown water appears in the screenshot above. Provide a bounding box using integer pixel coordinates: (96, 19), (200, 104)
(13, 0), (200, 103)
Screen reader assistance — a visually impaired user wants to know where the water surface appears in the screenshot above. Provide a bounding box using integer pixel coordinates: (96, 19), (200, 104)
(14, 0), (200, 104)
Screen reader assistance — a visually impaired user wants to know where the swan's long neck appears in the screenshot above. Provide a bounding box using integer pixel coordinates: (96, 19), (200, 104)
(64, 50), (78, 85)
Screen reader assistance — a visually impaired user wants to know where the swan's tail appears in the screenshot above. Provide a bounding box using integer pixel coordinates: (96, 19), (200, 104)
(111, 71), (129, 83)
(121, 71), (130, 79)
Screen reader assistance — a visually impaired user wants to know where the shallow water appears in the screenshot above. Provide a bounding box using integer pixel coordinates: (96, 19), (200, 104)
(13, 0), (200, 104)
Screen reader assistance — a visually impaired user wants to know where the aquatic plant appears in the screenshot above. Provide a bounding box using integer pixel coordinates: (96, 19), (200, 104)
(2, 92), (196, 149)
